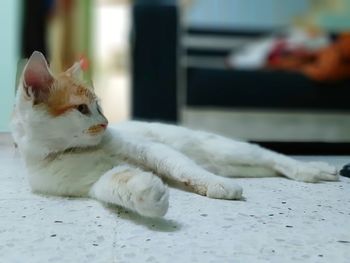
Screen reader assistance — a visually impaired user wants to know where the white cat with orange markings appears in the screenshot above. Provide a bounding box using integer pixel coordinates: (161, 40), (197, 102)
(12, 51), (339, 218)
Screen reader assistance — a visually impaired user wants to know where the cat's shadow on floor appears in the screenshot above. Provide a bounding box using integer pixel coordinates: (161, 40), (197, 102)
(104, 204), (182, 232)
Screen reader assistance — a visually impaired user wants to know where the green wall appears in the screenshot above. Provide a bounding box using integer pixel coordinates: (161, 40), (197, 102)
(0, 0), (20, 132)
(317, 0), (350, 31)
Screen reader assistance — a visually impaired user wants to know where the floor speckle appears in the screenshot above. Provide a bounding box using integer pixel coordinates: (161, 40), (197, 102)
(1, 136), (350, 262)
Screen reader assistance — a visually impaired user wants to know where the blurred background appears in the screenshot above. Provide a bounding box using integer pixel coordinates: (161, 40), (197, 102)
(1, 0), (350, 153)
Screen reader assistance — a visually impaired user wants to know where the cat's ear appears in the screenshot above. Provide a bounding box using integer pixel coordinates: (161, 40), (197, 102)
(65, 60), (84, 81)
(22, 51), (54, 102)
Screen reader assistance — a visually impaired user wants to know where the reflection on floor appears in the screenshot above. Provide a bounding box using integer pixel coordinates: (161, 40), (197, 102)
(1, 133), (349, 263)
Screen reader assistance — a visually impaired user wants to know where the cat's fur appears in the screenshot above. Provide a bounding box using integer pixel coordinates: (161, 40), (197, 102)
(11, 51), (339, 218)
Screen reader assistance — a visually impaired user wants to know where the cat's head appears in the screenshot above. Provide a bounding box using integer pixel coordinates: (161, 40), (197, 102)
(12, 51), (108, 154)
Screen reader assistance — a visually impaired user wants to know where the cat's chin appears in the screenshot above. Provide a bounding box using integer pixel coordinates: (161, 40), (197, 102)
(84, 134), (105, 146)
(63, 135), (104, 150)
(60, 135), (104, 151)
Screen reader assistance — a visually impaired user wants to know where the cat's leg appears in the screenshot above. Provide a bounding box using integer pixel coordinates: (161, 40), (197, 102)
(225, 143), (338, 182)
(118, 122), (338, 182)
(182, 132), (338, 182)
(116, 138), (243, 200)
(202, 164), (280, 178)
(89, 165), (169, 218)
(123, 123), (337, 182)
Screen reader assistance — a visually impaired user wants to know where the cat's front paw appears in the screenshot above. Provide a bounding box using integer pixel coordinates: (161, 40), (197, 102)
(277, 162), (339, 183)
(128, 173), (169, 218)
(206, 179), (243, 200)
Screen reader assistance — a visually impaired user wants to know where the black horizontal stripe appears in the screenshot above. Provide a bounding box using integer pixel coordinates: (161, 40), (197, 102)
(186, 27), (275, 37)
(253, 142), (350, 155)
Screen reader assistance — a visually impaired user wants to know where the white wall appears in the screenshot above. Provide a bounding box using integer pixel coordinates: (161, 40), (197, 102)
(0, 0), (20, 132)
(185, 0), (309, 29)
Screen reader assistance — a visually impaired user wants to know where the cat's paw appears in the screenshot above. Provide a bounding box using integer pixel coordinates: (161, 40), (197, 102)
(277, 162), (339, 183)
(307, 161), (339, 181)
(128, 173), (169, 218)
(206, 179), (243, 200)
(308, 161), (338, 176)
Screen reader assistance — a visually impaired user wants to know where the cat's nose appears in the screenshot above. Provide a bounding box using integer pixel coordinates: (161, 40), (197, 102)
(100, 123), (108, 129)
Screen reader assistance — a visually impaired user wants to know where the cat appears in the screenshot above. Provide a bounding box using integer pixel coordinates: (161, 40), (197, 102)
(11, 51), (339, 218)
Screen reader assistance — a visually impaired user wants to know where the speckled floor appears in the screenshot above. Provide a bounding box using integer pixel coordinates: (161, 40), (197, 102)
(1, 134), (350, 263)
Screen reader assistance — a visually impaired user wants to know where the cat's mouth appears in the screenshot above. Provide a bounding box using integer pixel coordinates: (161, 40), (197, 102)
(85, 123), (107, 135)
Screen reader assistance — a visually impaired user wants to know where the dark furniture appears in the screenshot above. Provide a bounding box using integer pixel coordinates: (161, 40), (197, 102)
(187, 67), (350, 110)
(131, 0), (179, 122)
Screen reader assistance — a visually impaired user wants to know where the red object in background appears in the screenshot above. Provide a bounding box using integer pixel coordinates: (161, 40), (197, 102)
(267, 32), (350, 83)
(267, 39), (287, 65)
(267, 39), (317, 71)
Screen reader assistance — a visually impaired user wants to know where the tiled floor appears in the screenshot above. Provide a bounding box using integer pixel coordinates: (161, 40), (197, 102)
(1, 133), (350, 263)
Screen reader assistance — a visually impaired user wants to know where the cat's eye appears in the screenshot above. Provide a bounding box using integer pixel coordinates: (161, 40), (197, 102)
(76, 104), (90, 115)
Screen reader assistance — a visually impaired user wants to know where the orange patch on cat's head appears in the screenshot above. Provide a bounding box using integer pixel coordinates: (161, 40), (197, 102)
(45, 74), (96, 116)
